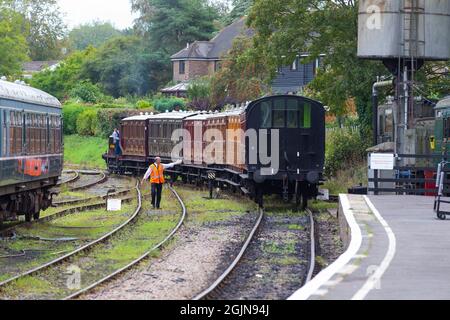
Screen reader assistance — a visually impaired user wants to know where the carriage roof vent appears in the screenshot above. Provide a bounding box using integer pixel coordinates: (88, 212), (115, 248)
(166, 110), (169, 113)
(151, 112), (154, 115)
(140, 112), (144, 116)
(145, 112), (149, 115)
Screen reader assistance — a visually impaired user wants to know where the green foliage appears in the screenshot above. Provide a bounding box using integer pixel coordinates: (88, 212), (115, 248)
(325, 128), (369, 177)
(62, 103), (88, 135)
(211, 37), (271, 106)
(62, 100), (138, 137)
(96, 108), (138, 138)
(187, 77), (212, 110)
(76, 109), (98, 136)
(80, 36), (162, 98)
(0, 6), (28, 76)
(69, 21), (122, 51)
(153, 97), (186, 113)
(132, 0), (219, 54)
(29, 48), (97, 100)
(247, 0), (387, 129)
(136, 100), (153, 110)
(69, 81), (105, 103)
(223, 0), (253, 25)
(2, 0), (67, 61)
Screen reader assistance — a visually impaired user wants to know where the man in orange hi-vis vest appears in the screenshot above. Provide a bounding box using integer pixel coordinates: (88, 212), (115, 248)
(142, 157), (182, 209)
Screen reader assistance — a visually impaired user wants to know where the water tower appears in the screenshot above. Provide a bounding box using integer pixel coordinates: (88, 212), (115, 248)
(358, 0), (450, 156)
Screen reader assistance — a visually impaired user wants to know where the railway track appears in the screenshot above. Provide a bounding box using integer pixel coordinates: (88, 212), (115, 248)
(0, 175), (134, 236)
(0, 190), (136, 238)
(57, 170), (80, 186)
(63, 170), (108, 192)
(0, 180), (142, 290)
(193, 207), (317, 300)
(64, 185), (187, 300)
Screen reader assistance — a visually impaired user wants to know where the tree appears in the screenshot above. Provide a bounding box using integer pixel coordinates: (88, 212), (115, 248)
(0, 6), (28, 76)
(131, 0), (219, 54)
(2, 0), (67, 60)
(69, 21), (123, 51)
(211, 36), (271, 106)
(247, 0), (387, 129)
(224, 0), (253, 24)
(80, 36), (166, 97)
(187, 77), (212, 110)
(129, 0), (222, 94)
(30, 47), (97, 100)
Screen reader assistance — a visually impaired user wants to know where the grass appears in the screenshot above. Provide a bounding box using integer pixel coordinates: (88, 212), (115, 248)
(177, 186), (256, 225)
(323, 162), (368, 195)
(271, 256), (303, 266)
(64, 134), (107, 169)
(262, 239), (297, 255)
(287, 224), (305, 231)
(309, 200), (338, 212)
(1, 277), (55, 298)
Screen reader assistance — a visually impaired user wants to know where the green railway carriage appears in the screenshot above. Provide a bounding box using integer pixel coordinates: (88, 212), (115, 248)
(0, 80), (63, 223)
(434, 96), (450, 158)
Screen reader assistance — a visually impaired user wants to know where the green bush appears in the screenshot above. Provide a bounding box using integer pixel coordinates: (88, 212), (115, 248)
(69, 81), (105, 103)
(76, 109), (98, 136)
(325, 128), (369, 177)
(62, 103), (88, 135)
(153, 97), (186, 113)
(96, 108), (139, 138)
(136, 100), (153, 110)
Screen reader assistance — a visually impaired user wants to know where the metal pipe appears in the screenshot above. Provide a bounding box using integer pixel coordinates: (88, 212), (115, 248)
(372, 79), (394, 146)
(404, 67), (409, 130)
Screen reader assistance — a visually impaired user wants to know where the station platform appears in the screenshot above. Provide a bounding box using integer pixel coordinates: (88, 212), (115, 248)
(290, 194), (450, 300)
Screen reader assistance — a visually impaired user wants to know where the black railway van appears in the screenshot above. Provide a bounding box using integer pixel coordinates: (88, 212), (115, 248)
(245, 95), (326, 206)
(0, 80), (63, 223)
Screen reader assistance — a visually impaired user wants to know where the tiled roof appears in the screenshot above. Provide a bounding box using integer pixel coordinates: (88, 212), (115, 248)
(23, 61), (60, 73)
(171, 17), (253, 61)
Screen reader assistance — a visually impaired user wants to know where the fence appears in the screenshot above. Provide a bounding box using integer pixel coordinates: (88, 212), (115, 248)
(368, 153), (449, 196)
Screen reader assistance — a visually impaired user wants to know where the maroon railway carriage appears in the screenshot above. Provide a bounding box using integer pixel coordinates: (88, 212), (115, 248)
(104, 95), (325, 208)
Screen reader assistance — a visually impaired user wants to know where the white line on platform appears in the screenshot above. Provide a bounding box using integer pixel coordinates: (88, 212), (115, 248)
(288, 194), (363, 300)
(351, 196), (397, 300)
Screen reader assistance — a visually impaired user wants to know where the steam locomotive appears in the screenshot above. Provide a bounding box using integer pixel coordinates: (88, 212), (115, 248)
(104, 95), (326, 208)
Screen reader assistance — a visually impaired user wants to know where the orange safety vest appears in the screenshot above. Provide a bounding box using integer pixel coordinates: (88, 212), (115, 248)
(149, 164), (165, 184)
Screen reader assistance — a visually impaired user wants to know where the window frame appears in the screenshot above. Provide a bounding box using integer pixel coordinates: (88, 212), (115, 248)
(179, 61), (186, 75)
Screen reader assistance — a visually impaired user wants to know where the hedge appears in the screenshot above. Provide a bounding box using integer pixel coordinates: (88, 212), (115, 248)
(76, 109), (98, 136)
(96, 108), (141, 138)
(63, 103), (89, 135)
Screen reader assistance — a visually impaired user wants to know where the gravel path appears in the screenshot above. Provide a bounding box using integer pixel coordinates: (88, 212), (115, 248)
(82, 213), (256, 300)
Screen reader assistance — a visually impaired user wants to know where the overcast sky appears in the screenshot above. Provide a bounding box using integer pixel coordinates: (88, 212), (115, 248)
(58, 0), (136, 30)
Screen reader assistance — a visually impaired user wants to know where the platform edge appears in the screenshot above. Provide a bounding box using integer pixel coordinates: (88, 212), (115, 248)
(288, 194), (363, 300)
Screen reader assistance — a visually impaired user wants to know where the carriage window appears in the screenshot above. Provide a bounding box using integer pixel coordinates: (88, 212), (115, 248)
(260, 101), (272, 128)
(303, 103), (312, 129)
(445, 119), (450, 138)
(287, 99), (299, 128)
(273, 98), (285, 128)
